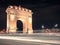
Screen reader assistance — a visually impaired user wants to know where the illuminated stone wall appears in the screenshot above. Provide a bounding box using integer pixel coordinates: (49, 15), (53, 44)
(6, 6), (33, 34)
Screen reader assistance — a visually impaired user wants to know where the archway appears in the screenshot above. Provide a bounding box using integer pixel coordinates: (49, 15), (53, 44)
(17, 20), (23, 33)
(6, 6), (33, 34)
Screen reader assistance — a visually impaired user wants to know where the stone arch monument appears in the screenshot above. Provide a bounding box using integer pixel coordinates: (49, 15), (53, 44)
(6, 6), (33, 34)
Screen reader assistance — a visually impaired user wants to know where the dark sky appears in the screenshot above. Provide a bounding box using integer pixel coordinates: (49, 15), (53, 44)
(0, 0), (60, 30)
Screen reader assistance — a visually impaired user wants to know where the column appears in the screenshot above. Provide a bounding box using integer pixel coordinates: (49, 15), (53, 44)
(6, 14), (9, 33)
(23, 20), (28, 33)
(28, 16), (33, 34)
(9, 14), (17, 33)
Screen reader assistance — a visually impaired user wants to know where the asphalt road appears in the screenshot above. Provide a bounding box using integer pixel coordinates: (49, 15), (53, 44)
(0, 33), (60, 45)
(0, 39), (59, 45)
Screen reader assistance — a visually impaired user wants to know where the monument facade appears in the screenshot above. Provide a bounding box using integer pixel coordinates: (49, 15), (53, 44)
(6, 6), (33, 34)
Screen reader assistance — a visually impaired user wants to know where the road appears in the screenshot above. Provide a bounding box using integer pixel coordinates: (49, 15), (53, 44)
(0, 39), (59, 45)
(0, 39), (41, 45)
(0, 33), (60, 45)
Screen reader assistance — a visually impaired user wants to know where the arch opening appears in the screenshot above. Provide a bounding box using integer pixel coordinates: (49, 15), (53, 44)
(17, 20), (23, 33)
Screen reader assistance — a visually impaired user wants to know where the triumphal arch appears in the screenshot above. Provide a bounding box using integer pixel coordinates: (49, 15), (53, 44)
(6, 6), (33, 34)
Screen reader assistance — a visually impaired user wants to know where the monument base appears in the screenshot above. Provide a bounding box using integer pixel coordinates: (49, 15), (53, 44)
(28, 30), (33, 34)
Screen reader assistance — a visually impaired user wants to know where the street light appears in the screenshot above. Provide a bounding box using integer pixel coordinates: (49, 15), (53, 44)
(54, 24), (58, 28)
(42, 25), (44, 29)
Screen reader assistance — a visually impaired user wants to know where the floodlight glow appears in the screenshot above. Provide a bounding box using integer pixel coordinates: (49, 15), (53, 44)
(10, 6), (13, 8)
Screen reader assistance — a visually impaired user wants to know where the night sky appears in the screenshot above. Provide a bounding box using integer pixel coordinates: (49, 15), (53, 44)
(0, 0), (60, 30)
